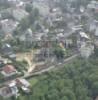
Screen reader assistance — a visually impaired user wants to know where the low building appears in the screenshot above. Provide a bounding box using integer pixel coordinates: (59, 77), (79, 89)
(0, 87), (14, 99)
(1, 65), (17, 77)
(1, 43), (16, 59)
(0, 19), (19, 34)
(0, 82), (18, 99)
(12, 8), (29, 21)
(16, 78), (31, 93)
(8, 0), (25, 8)
(7, 81), (19, 97)
(87, 0), (98, 11)
(2, 44), (12, 55)
(77, 31), (90, 48)
(16, 78), (30, 88)
(33, 1), (50, 17)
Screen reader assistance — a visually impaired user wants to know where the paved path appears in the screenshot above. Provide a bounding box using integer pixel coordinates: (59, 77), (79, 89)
(0, 54), (78, 87)
(24, 54), (78, 78)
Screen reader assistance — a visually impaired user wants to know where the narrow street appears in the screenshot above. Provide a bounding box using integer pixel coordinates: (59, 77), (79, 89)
(24, 54), (78, 78)
(0, 53), (78, 88)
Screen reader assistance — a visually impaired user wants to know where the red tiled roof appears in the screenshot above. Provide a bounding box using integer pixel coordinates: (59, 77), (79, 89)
(3, 65), (16, 74)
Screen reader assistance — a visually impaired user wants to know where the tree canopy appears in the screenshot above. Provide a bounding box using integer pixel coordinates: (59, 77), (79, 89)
(14, 56), (98, 100)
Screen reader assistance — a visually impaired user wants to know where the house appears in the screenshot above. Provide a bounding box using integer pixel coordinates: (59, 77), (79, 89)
(1, 44), (13, 55)
(12, 8), (29, 21)
(80, 6), (85, 13)
(8, 0), (25, 8)
(77, 31), (91, 49)
(79, 31), (90, 39)
(33, 1), (50, 17)
(7, 81), (19, 97)
(16, 78), (30, 88)
(0, 81), (18, 99)
(87, 1), (98, 10)
(1, 43), (16, 59)
(0, 85), (18, 99)
(0, 60), (4, 67)
(50, 7), (62, 20)
(1, 65), (17, 77)
(0, 87), (14, 99)
(0, 19), (19, 34)
(16, 78), (31, 93)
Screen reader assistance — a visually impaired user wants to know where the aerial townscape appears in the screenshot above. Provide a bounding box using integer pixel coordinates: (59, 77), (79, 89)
(1, 0), (98, 100)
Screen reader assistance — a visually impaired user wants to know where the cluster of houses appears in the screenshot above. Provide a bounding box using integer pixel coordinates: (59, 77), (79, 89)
(0, 0), (98, 98)
(0, 0), (30, 39)
(47, 0), (98, 59)
(0, 0), (98, 61)
(0, 63), (31, 99)
(0, 78), (31, 99)
(1, 43), (16, 60)
(30, 0), (98, 60)
(1, 64), (17, 77)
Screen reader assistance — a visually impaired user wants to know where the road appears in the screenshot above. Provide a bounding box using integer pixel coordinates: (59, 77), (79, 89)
(0, 54), (78, 87)
(24, 54), (78, 78)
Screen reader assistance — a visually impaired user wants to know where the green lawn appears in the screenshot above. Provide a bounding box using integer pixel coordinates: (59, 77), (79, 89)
(29, 78), (38, 87)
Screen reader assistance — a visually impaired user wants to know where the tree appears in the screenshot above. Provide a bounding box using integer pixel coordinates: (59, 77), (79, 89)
(91, 82), (98, 98)
(94, 46), (98, 57)
(61, 96), (68, 100)
(15, 58), (98, 100)
(29, 8), (39, 24)
(54, 46), (65, 59)
(19, 17), (30, 30)
(25, 4), (33, 13)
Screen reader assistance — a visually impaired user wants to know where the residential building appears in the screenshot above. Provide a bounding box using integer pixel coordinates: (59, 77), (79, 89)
(16, 78), (31, 93)
(33, 1), (50, 17)
(12, 8), (29, 21)
(87, 1), (98, 10)
(1, 43), (16, 59)
(1, 65), (17, 77)
(0, 19), (19, 34)
(77, 31), (90, 48)
(16, 78), (30, 88)
(8, 0), (25, 8)
(0, 83), (18, 99)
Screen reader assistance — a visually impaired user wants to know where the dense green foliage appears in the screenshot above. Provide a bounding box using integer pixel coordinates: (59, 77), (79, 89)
(54, 45), (65, 59)
(14, 57), (98, 100)
(25, 4), (33, 13)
